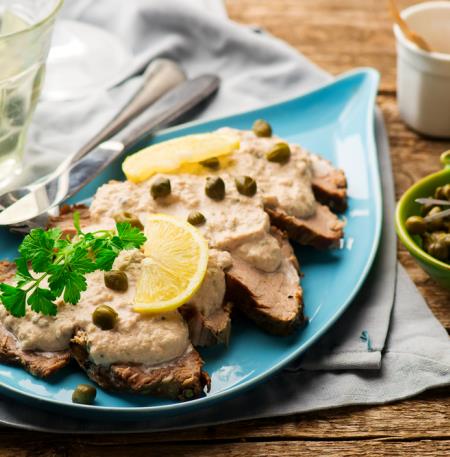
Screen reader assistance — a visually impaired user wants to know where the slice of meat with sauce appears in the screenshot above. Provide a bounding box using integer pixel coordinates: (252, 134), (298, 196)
(49, 205), (233, 348)
(310, 154), (348, 213)
(266, 203), (344, 250)
(225, 228), (304, 336)
(215, 128), (346, 248)
(70, 330), (210, 401)
(0, 261), (71, 378)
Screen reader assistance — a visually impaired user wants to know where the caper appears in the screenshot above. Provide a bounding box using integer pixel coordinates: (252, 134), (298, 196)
(434, 186), (445, 200)
(150, 177), (171, 199)
(187, 211), (206, 226)
(430, 231), (447, 241)
(92, 304), (118, 330)
(426, 206), (444, 231)
(205, 176), (225, 200)
(265, 142), (291, 164)
(113, 211), (144, 230)
(72, 384), (97, 405)
(104, 270), (128, 292)
(252, 119), (272, 137)
(442, 184), (450, 200)
(235, 175), (257, 197)
(427, 240), (448, 261)
(405, 215), (427, 235)
(199, 157), (220, 170)
(428, 206), (443, 216)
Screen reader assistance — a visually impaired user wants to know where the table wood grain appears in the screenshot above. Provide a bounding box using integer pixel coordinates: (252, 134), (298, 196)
(0, 1), (449, 455)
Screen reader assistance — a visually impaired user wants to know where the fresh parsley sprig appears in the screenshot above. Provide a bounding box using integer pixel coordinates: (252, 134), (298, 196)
(0, 213), (146, 318)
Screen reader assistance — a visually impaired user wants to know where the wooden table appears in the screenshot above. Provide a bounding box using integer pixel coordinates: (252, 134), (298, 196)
(1, 1), (449, 455)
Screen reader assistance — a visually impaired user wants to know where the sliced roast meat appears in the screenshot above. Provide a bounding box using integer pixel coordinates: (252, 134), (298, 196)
(50, 205), (233, 348)
(310, 154), (348, 212)
(180, 301), (232, 346)
(70, 330), (210, 401)
(0, 325), (71, 378)
(216, 128), (346, 247)
(266, 203), (344, 250)
(0, 262), (71, 378)
(225, 229), (304, 336)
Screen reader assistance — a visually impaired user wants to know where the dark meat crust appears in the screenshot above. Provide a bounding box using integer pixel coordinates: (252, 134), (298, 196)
(310, 155), (348, 213)
(70, 330), (210, 401)
(180, 301), (232, 347)
(266, 204), (344, 250)
(0, 261), (71, 378)
(225, 229), (304, 336)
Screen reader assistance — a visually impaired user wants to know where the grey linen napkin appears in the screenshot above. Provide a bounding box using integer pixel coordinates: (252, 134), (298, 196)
(0, 0), (449, 431)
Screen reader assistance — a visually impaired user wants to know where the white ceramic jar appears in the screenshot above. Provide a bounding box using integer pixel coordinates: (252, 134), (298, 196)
(394, 1), (450, 138)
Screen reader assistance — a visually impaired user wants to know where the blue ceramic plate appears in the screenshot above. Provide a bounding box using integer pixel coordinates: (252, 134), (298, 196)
(0, 68), (381, 419)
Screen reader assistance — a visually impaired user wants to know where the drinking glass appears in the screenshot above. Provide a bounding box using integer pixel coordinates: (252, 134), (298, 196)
(0, 0), (63, 186)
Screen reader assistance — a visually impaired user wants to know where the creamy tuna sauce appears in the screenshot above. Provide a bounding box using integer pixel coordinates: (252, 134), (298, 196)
(90, 173), (283, 273)
(189, 249), (232, 316)
(219, 128), (317, 219)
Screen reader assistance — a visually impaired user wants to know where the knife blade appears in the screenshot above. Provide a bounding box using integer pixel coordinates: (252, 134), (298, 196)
(0, 74), (220, 227)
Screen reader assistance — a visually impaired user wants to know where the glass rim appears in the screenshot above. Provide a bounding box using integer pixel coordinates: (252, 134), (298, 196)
(0, 0), (64, 40)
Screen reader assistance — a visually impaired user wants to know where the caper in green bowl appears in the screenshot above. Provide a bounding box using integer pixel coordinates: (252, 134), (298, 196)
(395, 151), (450, 289)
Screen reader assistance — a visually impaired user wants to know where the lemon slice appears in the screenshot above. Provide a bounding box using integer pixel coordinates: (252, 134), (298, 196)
(123, 132), (240, 183)
(134, 214), (209, 314)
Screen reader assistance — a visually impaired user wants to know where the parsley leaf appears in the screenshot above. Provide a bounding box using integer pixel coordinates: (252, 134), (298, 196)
(0, 284), (26, 317)
(63, 271), (88, 304)
(67, 247), (96, 274)
(28, 288), (57, 316)
(15, 257), (32, 281)
(19, 228), (59, 272)
(93, 248), (117, 271)
(47, 260), (90, 304)
(47, 263), (68, 296)
(116, 222), (147, 250)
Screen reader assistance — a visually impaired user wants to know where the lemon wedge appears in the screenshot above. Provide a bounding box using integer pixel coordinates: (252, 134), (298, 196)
(134, 214), (209, 314)
(122, 132), (240, 183)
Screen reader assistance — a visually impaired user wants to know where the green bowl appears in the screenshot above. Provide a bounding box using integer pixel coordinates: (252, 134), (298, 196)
(395, 151), (450, 289)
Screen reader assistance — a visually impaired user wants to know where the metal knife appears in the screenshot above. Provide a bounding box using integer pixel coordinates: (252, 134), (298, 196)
(0, 74), (220, 228)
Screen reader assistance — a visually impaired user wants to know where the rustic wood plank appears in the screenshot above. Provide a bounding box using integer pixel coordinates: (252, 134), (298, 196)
(66, 440), (450, 457)
(3, 440), (450, 457)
